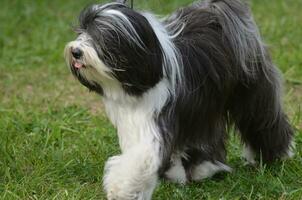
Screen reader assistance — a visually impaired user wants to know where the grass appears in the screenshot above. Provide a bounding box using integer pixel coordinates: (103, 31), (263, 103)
(0, 0), (301, 199)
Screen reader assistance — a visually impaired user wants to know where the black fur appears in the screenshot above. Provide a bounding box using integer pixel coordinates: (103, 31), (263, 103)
(157, 0), (294, 173)
(78, 3), (164, 96)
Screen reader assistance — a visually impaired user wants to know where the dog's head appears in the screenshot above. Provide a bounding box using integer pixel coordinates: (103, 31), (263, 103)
(65, 2), (169, 97)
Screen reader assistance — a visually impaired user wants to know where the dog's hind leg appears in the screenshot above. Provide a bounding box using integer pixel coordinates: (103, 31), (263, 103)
(181, 145), (232, 182)
(230, 68), (294, 163)
(164, 124), (231, 183)
(164, 149), (232, 184)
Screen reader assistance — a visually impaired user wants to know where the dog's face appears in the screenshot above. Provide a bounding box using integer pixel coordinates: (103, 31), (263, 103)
(65, 3), (164, 96)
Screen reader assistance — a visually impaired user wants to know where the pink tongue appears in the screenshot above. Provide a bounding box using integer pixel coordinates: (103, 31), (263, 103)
(74, 62), (83, 69)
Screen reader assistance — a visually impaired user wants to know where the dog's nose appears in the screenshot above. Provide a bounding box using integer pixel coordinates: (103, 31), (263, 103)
(71, 48), (83, 59)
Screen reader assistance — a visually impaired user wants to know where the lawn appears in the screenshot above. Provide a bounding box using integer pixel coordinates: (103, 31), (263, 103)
(0, 0), (301, 199)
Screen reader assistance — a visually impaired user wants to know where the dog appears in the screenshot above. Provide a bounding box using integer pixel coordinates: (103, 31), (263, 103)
(65, 0), (294, 199)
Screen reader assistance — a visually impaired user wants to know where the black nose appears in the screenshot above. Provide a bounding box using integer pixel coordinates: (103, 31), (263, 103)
(71, 48), (83, 59)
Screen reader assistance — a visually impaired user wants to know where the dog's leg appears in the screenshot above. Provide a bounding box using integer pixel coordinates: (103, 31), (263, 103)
(164, 124), (231, 183)
(238, 112), (294, 163)
(103, 141), (160, 200)
(181, 144), (231, 182)
(164, 152), (232, 183)
(164, 122), (231, 182)
(230, 68), (294, 163)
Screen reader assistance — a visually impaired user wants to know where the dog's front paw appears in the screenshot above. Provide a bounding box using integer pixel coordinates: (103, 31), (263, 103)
(106, 189), (139, 200)
(105, 178), (139, 200)
(103, 156), (141, 200)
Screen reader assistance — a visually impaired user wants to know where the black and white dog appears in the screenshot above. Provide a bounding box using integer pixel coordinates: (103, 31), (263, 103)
(65, 0), (294, 199)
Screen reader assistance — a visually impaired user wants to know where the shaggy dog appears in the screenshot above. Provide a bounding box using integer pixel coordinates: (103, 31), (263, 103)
(65, 0), (294, 199)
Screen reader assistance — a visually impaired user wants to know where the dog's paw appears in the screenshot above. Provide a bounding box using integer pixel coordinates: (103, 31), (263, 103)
(191, 161), (232, 181)
(242, 145), (257, 166)
(283, 140), (295, 160)
(164, 155), (187, 184)
(106, 186), (139, 200)
(105, 181), (144, 200)
(103, 156), (152, 200)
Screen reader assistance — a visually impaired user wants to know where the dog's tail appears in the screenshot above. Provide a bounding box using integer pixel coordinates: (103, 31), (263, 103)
(206, 0), (270, 77)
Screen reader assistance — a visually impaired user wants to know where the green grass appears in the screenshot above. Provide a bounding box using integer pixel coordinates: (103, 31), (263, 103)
(0, 0), (301, 199)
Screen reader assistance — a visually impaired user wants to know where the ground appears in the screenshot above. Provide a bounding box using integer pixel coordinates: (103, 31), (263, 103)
(0, 0), (301, 199)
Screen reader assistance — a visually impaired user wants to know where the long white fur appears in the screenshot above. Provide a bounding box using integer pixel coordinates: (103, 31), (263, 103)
(95, 6), (146, 50)
(103, 142), (160, 200)
(142, 12), (184, 95)
(103, 9), (145, 48)
(103, 79), (170, 150)
(102, 79), (170, 200)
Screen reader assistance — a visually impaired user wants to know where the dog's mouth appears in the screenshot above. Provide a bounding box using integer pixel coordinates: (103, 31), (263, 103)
(72, 60), (85, 69)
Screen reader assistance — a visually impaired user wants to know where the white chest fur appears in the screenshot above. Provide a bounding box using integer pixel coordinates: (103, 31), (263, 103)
(102, 79), (170, 152)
